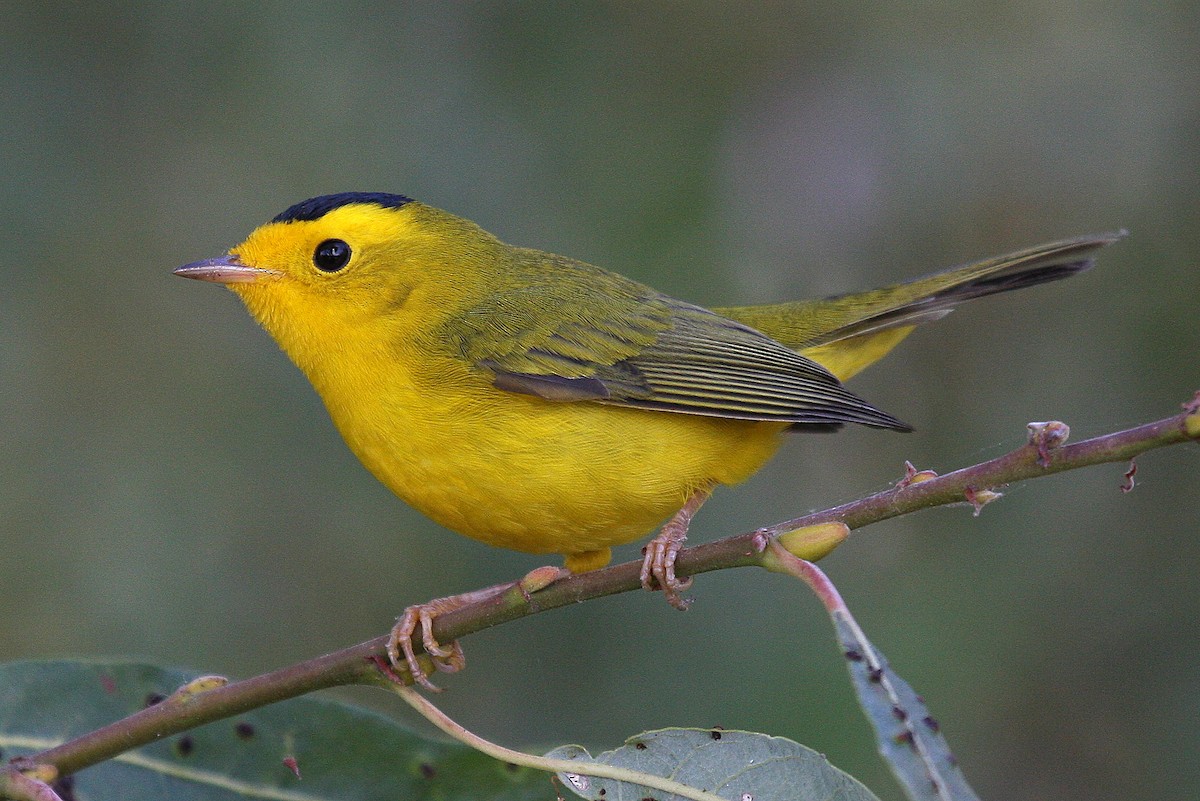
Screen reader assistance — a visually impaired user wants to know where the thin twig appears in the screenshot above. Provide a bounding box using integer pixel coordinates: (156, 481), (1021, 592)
(392, 683), (729, 801)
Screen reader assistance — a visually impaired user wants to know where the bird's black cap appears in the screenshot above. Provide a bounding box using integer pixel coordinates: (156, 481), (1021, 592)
(272, 192), (414, 223)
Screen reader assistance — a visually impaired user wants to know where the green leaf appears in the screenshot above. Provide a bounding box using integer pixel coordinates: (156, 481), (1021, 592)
(546, 727), (880, 801)
(0, 660), (553, 801)
(833, 612), (981, 801)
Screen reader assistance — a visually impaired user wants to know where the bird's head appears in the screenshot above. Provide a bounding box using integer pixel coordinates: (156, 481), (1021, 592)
(175, 192), (504, 358)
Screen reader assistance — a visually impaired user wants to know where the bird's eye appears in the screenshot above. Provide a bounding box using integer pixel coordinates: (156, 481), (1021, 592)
(313, 239), (352, 272)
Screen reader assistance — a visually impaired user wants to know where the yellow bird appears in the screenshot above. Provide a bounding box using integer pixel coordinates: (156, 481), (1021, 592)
(175, 192), (1120, 686)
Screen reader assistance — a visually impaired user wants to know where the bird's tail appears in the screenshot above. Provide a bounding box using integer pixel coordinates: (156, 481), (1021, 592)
(716, 231), (1125, 381)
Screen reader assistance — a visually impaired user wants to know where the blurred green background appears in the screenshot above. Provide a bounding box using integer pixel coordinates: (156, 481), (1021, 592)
(3, 3), (1197, 799)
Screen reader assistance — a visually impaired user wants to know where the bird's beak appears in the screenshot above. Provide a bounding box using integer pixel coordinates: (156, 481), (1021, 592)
(173, 255), (280, 284)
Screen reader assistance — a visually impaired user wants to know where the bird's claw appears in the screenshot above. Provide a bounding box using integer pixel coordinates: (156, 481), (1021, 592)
(387, 601), (465, 691)
(640, 530), (693, 610)
(638, 486), (711, 610)
(384, 572), (562, 691)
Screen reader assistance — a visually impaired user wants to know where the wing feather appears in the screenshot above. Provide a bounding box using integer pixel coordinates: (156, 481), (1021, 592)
(445, 251), (909, 431)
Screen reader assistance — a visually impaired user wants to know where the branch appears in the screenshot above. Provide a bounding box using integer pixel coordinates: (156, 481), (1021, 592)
(9, 396), (1197, 785)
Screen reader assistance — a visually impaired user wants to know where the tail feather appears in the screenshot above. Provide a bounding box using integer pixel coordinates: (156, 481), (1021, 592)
(804, 254), (1100, 347)
(717, 232), (1125, 370)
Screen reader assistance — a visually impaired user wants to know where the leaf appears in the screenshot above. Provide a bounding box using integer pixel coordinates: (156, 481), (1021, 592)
(833, 612), (981, 801)
(546, 727), (880, 801)
(0, 660), (553, 801)
(763, 543), (983, 801)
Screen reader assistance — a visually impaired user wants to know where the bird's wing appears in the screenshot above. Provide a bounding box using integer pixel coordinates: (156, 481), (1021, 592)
(443, 252), (909, 430)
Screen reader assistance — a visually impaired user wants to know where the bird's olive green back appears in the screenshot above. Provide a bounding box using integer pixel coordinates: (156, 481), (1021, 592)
(441, 247), (909, 429)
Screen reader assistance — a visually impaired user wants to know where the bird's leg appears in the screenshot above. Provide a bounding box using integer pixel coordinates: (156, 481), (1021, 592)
(387, 565), (569, 691)
(640, 485), (713, 611)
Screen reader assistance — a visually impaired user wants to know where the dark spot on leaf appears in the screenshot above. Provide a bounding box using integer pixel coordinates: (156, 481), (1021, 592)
(634, 741), (647, 750)
(893, 730), (915, 748)
(234, 722), (255, 740)
(504, 762), (520, 772)
(599, 790), (606, 797)
(176, 735), (195, 757)
(892, 706), (907, 721)
(923, 715), (940, 732)
(144, 692), (166, 707)
(868, 667), (883, 683)
(419, 762), (437, 779)
(844, 649), (863, 661)
(710, 729), (722, 740)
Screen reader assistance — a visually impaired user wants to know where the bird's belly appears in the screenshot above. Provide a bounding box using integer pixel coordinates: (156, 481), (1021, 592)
(331, 390), (785, 557)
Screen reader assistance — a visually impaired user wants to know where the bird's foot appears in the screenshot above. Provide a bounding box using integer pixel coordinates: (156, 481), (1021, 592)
(640, 486), (712, 611)
(386, 583), (507, 691)
(386, 566), (569, 691)
(387, 596), (471, 692)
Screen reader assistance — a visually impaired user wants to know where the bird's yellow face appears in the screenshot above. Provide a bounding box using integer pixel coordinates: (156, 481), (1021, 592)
(176, 198), (505, 367)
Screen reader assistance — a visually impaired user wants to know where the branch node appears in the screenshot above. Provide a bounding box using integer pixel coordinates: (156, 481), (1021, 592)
(1120, 459), (1138, 493)
(896, 461), (939, 488)
(166, 675), (229, 704)
(517, 565), (570, 598)
(1027, 420), (1071, 467)
(1183, 390), (1200, 414)
(1178, 391), (1200, 439)
(4, 761), (56, 785)
(750, 529), (771, 554)
(0, 766), (63, 801)
(777, 522), (850, 562)
(963, 486), (1002, 516)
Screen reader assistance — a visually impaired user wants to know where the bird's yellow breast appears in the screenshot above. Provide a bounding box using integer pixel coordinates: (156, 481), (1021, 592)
(308, 334), (785, 557)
